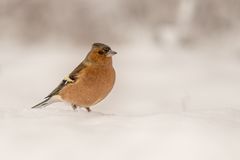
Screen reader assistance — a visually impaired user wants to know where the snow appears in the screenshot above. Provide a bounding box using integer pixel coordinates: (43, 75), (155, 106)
(0, 35), (240, 160)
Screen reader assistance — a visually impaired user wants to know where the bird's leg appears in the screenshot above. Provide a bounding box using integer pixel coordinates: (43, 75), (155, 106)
(71, 104), (77, 110)
(86, 107), (91, 112)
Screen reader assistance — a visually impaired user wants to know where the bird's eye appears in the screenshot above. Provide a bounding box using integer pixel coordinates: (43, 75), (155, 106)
(98, 47), (110, 55)
(103, 47), (110, 52)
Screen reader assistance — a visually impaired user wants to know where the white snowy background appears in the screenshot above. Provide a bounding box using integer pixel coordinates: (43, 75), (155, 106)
(0, 0), (240, 160)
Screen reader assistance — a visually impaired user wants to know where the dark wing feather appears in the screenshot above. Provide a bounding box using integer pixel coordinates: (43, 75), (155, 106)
(69, 62), (86, 80)
(45, 80), (67, 98)
(45, 62), (87, 98)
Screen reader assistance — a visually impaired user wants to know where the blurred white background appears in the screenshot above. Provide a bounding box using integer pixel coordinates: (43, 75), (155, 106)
(0, 0), (240, 160)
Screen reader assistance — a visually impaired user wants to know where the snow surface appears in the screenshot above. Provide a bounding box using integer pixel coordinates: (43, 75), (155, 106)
(0, 35), (240, 160)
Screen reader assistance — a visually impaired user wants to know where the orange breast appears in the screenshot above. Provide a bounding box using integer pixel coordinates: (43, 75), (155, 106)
(59, 65), (115, 107)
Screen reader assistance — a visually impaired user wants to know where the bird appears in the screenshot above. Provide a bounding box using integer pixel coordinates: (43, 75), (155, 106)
(32, 43), (117, 112)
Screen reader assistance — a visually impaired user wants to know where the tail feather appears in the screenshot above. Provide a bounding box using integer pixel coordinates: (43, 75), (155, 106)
(32, 98), (53, 109)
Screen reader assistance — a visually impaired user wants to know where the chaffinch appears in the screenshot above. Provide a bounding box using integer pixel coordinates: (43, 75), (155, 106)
(32, 43), (117, 112)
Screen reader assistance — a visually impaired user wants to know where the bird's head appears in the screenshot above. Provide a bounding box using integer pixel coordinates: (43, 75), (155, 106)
(86, 43), (117, 65)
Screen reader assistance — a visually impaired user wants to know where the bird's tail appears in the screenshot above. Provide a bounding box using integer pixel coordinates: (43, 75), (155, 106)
(32, 97), (55, 109)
